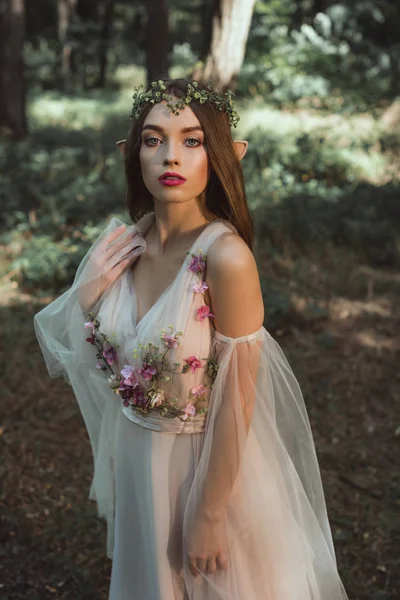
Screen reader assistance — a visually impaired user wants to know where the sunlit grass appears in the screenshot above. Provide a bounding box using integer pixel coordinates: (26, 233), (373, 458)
(29, 65), (146, 130)
(235, 104), (392, 183)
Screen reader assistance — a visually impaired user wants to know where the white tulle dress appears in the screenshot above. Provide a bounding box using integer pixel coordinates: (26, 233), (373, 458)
(34, 211), (349, 600)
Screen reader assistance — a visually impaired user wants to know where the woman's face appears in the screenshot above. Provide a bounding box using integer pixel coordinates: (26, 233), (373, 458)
(139, 100), (209, 205)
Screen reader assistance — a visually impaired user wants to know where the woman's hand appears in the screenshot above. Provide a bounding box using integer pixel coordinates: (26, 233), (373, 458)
(78, 224), (140, 312)
(187, 508), (229, 578)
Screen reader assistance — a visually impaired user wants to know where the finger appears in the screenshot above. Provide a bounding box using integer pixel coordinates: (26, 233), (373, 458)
(104, 229), (136, 261)
(188, 554), (198, 578)
(216, 552), (228, 571)
(189, 564), (198, 578)
(197, 557), (208, 575)
(207, 557), (217, 575)
(105, 224), (127, 245)
(114, 256), (136, 277)
(113, 241), (143, 269)
(97, 224), (126, 253)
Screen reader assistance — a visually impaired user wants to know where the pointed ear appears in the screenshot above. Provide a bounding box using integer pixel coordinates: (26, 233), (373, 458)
(233, 140), (248, 161)
(116, 139), (126, 155)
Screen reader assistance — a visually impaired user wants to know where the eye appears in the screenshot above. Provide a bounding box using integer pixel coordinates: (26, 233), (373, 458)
(144, 136), (161, 146)
(185, 138), (202, 147)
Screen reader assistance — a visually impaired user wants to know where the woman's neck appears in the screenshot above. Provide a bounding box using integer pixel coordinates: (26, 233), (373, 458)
(151, 201), (217, 253)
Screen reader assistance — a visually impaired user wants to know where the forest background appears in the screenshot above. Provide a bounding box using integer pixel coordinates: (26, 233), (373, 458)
(0, 0), (399, 598)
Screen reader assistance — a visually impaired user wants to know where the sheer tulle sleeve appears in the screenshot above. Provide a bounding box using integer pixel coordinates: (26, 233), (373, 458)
(182, 327), (348, 600)
(33, 218), (146, 559)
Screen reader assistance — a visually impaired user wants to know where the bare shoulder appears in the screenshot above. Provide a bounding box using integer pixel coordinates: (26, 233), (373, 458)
(208, 231), (252, 265)
(205, 232), (264, 338)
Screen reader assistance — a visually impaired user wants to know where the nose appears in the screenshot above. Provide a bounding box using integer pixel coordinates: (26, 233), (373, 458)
(162, 139), (181, 167)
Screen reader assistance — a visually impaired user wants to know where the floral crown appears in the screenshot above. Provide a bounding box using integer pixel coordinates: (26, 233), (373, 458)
(129, 79), (240, 128)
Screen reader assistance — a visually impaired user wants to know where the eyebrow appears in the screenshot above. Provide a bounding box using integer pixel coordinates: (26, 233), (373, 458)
(142, 124), (204, 134)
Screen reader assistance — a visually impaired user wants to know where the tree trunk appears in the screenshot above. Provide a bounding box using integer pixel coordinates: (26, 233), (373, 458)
(76, 0), (99, 88)
(77, 0), (97, 21)
(310, 0), (335, 18)
(192, 0), (256, 90)
(293, 0), (304, 27)
(198, 0), (215, 63)
(313, 0), (324, 14)
(0, 0), (27, 139)
(97, 0), (115, 87)
(57, 0), (78, 90)
(144, 0), (169, 84)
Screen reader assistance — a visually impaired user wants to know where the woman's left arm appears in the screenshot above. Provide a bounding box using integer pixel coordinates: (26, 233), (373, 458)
(200, 233), (265, 518)
(186, 234), (265, 577)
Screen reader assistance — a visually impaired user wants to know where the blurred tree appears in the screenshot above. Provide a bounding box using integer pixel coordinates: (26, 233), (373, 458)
(74, 0), (103, 88)
(193, 0), (256, 89)
(145, 0), (169, 84)
(96, 0), (115, 87)
(198, 0), (214, 64)
(0, 0), (27, 138)
(57, 0), (118, 90)
(57, 0), (78, 90)
(77, 0), (97, 20)
(292, 0), (336, 26)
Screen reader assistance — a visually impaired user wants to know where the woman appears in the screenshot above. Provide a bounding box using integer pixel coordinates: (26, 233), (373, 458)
(34, 78), (349, 599)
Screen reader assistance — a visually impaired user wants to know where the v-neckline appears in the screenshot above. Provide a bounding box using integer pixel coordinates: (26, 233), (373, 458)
(132, 212), (223, 329)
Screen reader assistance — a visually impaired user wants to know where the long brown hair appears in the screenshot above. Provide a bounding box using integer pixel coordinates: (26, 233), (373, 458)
(123, 78), (254, 250)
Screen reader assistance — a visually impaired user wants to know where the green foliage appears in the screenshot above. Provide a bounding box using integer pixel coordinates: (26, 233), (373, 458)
(11, 234), (88, 291)
(24, 39), (59, 92)
(241, 126), (365, 210)
(256, 184), (400, 267)
(241, 0), (400, 108)
(0, 131), (126, 233)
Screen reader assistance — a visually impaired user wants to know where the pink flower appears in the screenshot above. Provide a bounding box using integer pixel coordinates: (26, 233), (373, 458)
(118, 365), (140, 398)
(121, 365), (135, 378)
(139, 362), (157, 381)
(119, 385), (134, 400)
(119, 372), (144, 400)
(133, 389), (148, 408)
(85, 335), (96, 345)
(192, 281), (208, 294)
(190, 384), (208, 398)
(84, 321), (96, 332)
(184, 355), (203, 374)
(182, 402), (196, 421)
(121, 386), (146, 406)
(161, 333), (180, 349)
(197, 305), (215, 321)
(188, 253), (206, 274)
(103, 345), (117, 365)
(120, 365), (139, 387)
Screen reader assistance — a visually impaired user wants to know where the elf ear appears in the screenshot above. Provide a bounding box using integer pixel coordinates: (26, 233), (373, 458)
(116, 139), (126, 155)
(233, 140), (248, 161)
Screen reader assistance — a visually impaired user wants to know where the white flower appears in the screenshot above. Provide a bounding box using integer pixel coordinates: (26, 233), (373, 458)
(148, 388), (165, 408)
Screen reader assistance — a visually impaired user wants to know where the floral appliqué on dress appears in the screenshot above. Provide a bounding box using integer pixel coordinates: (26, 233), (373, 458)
(187, 248), (215, 321)
(84, 250), (218, 422)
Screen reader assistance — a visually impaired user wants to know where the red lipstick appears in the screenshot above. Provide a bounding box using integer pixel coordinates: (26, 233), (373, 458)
(158, 171), (186, 186)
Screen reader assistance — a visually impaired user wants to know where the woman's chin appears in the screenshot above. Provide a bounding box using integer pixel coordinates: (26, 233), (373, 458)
(151, 188), (205, 204)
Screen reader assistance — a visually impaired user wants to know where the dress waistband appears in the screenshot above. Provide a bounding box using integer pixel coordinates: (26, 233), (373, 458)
(121, 405), (207, 434)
